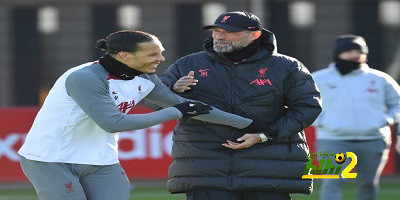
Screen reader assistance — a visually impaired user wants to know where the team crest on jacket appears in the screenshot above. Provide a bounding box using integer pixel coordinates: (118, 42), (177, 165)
(258, 68), (268, 77)
(250, 67), (272, 86)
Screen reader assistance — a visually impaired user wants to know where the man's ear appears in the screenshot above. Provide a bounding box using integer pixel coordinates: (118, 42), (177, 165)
(117, 52), (131, 60)
(252, 31), (262, 40)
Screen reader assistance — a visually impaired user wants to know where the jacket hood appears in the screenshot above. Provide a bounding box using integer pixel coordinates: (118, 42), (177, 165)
(203, 28), (277, 62)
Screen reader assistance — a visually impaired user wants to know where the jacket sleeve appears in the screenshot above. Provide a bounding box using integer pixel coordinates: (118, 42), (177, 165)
(144, 74), (252, 129)
(384, 74), (400, 125)
(310, 71), (323, 128)
(268, 61), (322, 141)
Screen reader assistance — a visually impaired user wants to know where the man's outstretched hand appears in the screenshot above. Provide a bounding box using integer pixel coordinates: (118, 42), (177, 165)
(222, 134), (261, 149)
(173, 71), (197, 93)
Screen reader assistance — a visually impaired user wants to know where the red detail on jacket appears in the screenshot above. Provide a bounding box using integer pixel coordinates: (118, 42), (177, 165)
(250, 79), (272, 86)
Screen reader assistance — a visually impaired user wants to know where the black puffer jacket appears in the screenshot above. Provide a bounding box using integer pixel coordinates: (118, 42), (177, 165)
(161, 29), (322, 194)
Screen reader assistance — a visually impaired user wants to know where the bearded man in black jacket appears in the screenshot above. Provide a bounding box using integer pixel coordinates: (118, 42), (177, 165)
(161, 11), (322, 200)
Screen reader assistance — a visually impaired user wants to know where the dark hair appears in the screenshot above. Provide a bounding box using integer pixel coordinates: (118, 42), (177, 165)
(95, 30), (155, 54)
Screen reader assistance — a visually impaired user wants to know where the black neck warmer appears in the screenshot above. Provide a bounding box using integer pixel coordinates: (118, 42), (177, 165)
(224, 38), (262, 62)
(99, 54), (143, 80)
(335, 58), (362, 75)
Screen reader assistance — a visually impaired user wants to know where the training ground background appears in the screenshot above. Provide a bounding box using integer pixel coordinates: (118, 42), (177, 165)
(1, 1), (400, 199)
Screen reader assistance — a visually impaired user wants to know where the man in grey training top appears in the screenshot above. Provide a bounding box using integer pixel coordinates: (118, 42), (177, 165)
(18, 30), (254, 200)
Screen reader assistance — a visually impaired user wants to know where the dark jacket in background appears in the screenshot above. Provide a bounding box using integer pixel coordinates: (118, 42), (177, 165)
(160, 29), (322, 194)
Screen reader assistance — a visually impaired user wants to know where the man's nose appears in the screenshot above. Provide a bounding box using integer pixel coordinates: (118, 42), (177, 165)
(350, 54), (362, 60)
(158, 55), (165, 62)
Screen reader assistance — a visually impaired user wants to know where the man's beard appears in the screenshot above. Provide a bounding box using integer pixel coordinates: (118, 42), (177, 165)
(213, 37), (250, 53)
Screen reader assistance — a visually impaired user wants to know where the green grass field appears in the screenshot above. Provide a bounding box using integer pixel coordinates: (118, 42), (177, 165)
(1, 179), (399, 200)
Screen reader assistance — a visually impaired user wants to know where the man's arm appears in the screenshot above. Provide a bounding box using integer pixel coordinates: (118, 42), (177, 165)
(384, 74), (400, 125)
(65, 71), (187, 133)
(144, 74), (253, 129)
(268, 61), (322, 141)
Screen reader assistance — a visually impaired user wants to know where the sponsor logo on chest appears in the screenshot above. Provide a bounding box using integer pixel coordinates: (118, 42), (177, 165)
(108, 75), (155, 113)
(250, 68), (272, 86)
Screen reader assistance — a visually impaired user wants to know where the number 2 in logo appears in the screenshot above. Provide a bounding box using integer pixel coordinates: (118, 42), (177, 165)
(341, 152), (357, 178)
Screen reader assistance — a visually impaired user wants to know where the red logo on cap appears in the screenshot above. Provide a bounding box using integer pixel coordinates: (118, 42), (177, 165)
(221, 16), (231, 23)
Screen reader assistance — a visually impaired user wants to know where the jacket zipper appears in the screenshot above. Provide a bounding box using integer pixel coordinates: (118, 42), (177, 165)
(228, 63), (236, 190)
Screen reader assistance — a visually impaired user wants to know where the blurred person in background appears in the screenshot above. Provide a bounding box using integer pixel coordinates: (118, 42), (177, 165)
(18, 30), (255, 200)
(312, 34), (400, 200)
(161, 11), (322, 200)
